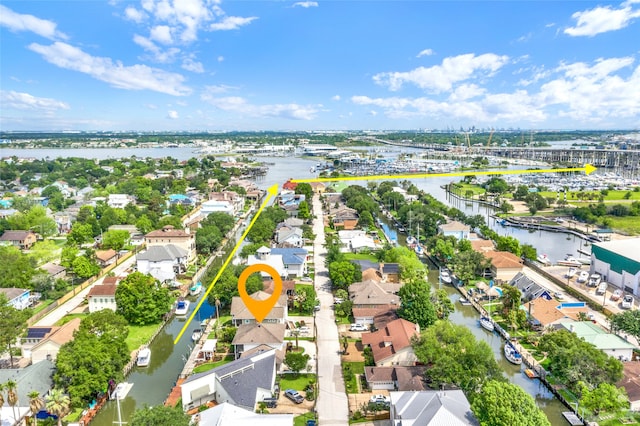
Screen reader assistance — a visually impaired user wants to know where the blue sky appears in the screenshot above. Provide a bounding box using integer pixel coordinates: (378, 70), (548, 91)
(1, 0), (639, 131)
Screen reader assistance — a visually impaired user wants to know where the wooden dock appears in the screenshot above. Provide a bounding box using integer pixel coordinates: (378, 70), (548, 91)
(562, 412), (584, 425)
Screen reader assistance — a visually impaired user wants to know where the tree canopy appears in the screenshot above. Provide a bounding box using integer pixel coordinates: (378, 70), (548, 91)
(0, 294), (30, 367)
(610, 310), (640, 345)
(328, 260), (362, 291)
(397, 280), (437, 328)
(130, 405), (191, 426)
(471, 380), (551, 426)
(0, 245), (37, 288)
(115, 272), (172, 325)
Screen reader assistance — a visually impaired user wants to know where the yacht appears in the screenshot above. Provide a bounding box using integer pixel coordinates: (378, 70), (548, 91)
(189, 281), (202, 296)
(504, 342), (523, 365)
(191, 328), (203, 342)
(479, 316), (495, 332)
(136, 348), (151, 367)
(175, 298), (190, 316)
(439, 270), (453, 285)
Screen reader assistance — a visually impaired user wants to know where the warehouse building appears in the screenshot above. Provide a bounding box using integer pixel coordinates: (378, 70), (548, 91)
(591, 238), (640, 296)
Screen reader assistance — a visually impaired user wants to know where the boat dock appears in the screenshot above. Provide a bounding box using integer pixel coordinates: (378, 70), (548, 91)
(562, 412), (584, 425)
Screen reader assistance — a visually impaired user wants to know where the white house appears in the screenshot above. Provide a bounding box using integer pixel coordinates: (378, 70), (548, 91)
(136, 244), (188, 282)
(0, 288), (31, 310)
(87, 284), (117, 313)
(232, 323), (286, 359)
(438, 220), (471, 241)
(338, 230), (378, 253)
(390, 390), (477, 425)
(559, 321), (637, 361)
(107, 193), (134, 209)
(197, 402), (293, 426)
(275, 226), (304, 247)
(247, 246), (308, 278)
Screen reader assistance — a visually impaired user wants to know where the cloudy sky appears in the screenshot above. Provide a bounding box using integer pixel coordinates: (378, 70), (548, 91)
(1, 0), (639, 131)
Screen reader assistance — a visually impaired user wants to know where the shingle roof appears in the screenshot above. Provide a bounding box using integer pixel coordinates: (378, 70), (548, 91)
(88, 284), (117, 297)
(137, 244), (187, 261)
(232, 323), (285, 345)
(230, 291), (286, 321)
(349, 280), (399, 306)
(0, 360), (55, 407)
(390, 390), (478, 425)
(485, 251), (523, 269)
(95, 249), (118, 262)
(270, 248), (307, 265)
(438, 221), (470, 232)
(0, 288), (29, 300)
(364, 366), (427, 391)
(145, 225), (191, 238)
(0, 230), (32, 241)
(361, 318), (419, 364)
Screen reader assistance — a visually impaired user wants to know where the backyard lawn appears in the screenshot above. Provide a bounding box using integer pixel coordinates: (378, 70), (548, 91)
(342, 361), (364, 394)
(192, 354), (234, 373)
(125, 323), (160, 352)
(294, 412), (317, 426)
(280, 373), (315, 391)
(344, 253), (378, 262)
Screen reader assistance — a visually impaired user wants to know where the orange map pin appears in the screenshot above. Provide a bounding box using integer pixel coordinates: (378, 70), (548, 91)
(237, 263), (282, 322)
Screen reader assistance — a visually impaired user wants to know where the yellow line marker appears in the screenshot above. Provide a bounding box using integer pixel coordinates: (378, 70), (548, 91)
(291, 164), (597, 183)
(173, 183), (279, 344)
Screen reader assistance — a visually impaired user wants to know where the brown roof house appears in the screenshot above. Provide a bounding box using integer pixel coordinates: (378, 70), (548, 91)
(95, 249), (119, 267)
(30, 317), (81, 363)
(87, 284), (118, 313)
(145, 225), (196, 262)
(364, 366), (427, 391)
(361, 318), (420, 366)
(349, 280), (400, 325)
(331, 207), (359, 230)
(484, 251), (523, 281)
(618, 361), (640, 411)
(0, 230), (37, 249)
(232, 323), (286, 359)
(522, 297), (589, 329)
(230, 291), (288, 326)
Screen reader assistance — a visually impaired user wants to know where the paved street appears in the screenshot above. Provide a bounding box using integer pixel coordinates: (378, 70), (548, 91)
(34, 254), (137, 326)
(312, 194), (349, 426)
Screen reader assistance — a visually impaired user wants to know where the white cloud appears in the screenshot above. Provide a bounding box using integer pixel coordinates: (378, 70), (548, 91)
(167, 110), (179, 119)
(124, 6), (146, 23)
(217, 56), (224, 62)
(28, 42), (191, 96)
(0, 5), (68, 40)
(202, 94), (319, 120)
(564, 3), (640, 36)
(293, 2), (319, 8)
(447, 84), (486, 101)
(416, 49), (434, 57)
(145, 103), (158, 109)
(210, 16), (258, 31)
(133, 34), (180, 62)
(202, 84), (237, 95)
(332, 95), (341, 101)
(150, 25), (173, 44)
(182, 58), (204, 73)
(0, 90), (70, 111)
(373, 53), (510, 92)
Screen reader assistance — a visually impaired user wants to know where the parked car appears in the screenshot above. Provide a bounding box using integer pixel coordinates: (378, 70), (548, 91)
(333, 297), (345, 304)
(300, 277), (313, 282)
(611, 289), (623, 301)
(369, 394), (390, 404)
(306, 421), (317, 426)
(350, 323), (367, 332)
(554, 292), (565, 301)
(314, 302), (321, 312)
(577, 271), (589, 283)
(588, 273), (602, 287)
(622, 295), (634, 309)
(596, 282), (608, 295)
(284, 389), (304, 404)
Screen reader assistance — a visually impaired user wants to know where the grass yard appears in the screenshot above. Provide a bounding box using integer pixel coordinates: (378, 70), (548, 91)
(453, 183), (486, 196)
(192, 354), (234, 373)
(294, 413), (317, 426)
(604, 216), (640, 235)
(280, 373), (315, 391)
(55, 313), (86, 326)
(342, 361), (364, 394)
(344, 252), (378, 262)
(125, 323), (160, 352)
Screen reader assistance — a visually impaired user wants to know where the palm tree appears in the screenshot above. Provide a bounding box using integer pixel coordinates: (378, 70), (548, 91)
(28, 391), (45, 426)
(6, 380), (18, 423)
(45, 388), (70, 426)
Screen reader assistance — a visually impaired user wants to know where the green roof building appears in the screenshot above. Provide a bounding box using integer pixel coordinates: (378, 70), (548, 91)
(559, 321), (636, 361)
(591, 238), (640, 297)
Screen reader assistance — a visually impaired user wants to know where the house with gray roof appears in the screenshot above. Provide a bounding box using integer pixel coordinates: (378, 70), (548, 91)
(0, 360), (55, 424)
(247, 247), (308, 278)
(509, 272), (552, 302)
(275, 226), (304, 248)
(390, 390), (478, 425)
(232, 323), (286, 359)
(180, 349), (277, 412)
(136, 244), (188, 282)
(197, 402), (293, 426)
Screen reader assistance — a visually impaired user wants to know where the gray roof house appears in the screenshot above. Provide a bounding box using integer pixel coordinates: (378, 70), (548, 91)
(509, 272), (553, 302)
(0, 360), (55, 424)
(136, 244), (188, 283)
(390, 390), (478, 425)
(180, 349), (277, 412)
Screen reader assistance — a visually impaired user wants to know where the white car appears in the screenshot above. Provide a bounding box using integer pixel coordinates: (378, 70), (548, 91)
(588, 273), (602, 287)
(577, 271), (589, 283)
(622, 295), (634, 309)
(350, 323), (367, 332)
(554, 292), (565, 301)
(369, 394), (390, 404)
(596, 282), (608, 295)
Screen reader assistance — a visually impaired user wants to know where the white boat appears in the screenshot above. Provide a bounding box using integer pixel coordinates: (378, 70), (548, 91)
(537, 254), (551, 265)
(440, 270), (452, 285)
(504, 342), (523, 365)
(414, 244), (424, 256)
(191, 328), (203, 342)
(557, 255), (582, 267)
(459, 296), (472, 306)
(175, 299), (190, 316)
(480, 316), (495, 332)
(110, 382), (133, 400)
(565, 267), (577, 278)
(406, 236), (417, 245)
(189, 281), (202, 296)
(136, 347), (151, 367)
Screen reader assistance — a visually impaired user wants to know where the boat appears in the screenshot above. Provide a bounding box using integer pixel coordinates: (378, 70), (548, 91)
(557, 254), (582, 267)
(504, 342), (523, 365)
(414, 244), (424, 256)
(537, 254), (551, 266)
(189, 281), (202, 296)
(459, 296), (472, 306)
(440, 270), (452, 285)
(565, 267), (577, 278)
(406, 236), (417, 245)
(110, 382), (133, 400)
(479, 316), (495, 332)
(136, 347), (151, 367)
(191, 328), (203, 342)
(175, 298), (190, 316)
(524, 368), (539, 379)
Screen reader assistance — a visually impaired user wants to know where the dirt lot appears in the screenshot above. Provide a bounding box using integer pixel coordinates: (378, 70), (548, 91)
(342, 342), (365, 362)
(348, 392), (391, 419)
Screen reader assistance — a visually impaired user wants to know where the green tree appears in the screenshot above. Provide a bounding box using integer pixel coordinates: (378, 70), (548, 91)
(413, 321), (503, 392)
(45, 388), (70, 426)
(284, 352), (310, 375)
(294, 182), (313, 201)
(71, 256), (100, 279)
(28, 390), (45, 426)
(0, 245), (37, 288)
(520, 244), (537, 261)
(0, 294), (30, 368)
(485, 177), (509, 194)
(383, 246), (425, 283)
(358, 210), (374, 228)
(5, 379), (19, 422)
(431, 289), (454, 320)
(101, 229), (130, 250)
(471, 380), (551, 426)
(500, 285), (521, 312)
(130, 405), (190, 426)
(28, 240), (60, 265)
(296, 285), (317, 314)
(609, 310), (640, 345)
(201, 212), (235, 235)
(60, 246), (79, 269)
(115, 272), (172, 325)
(328, 261), (362, 291)
(67, 222), (95, 246)
(578, 382), (629, 415)
(195, 225), (222, 254)
(397, 280), (437, 328)
(298, 200), (311, 219)
(451, 250), (490, 285)
(135, 215), (154, 234)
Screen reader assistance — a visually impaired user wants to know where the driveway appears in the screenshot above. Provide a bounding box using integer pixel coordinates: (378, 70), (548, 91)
(312, 194), (349, 426)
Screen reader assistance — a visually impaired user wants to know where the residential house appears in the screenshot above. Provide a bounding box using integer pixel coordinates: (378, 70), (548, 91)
(145, 225), (196, 262)
(40, 262), (66, 280)
(53, 212), (72, 234)
(87, 284), (118, 313)
(232, 323), (286, 359)
(484, 251), (524, 282)
(275, 226), (304, 248)
(390, 390), (478, 426)
(0, 360), (55, 425)
(107, 194), (134, 209)
(0, 208), (18, 219)
(0, 288), (31, 310)
(338, 230), (378, 253)
(197, 402), (293, 426)
(30, 318), (81, 363)
(438, 220), (471, 241)
(283, 217), (304, 228)
(180, 349), (277, 412)
(392, 186), (418, 202)
(353, 260), (401, 283)
(169, 194), (195, 207)
(136, 244), (188, 282)
(247, 246), (308, 278)
(349, 279), (401, 325)
(282, 180), (298, 191)
(0, 230), (37, 249)
(331, 207), (359, 230)
(361, 318), (420, 366)
(230, 291), (288, 326)
(470, 239), (495, 253)
(364, 366), (427, 391)
(95, 249), (119, 267)
(510, 272), (553, 302)
(618, 362), (640, 411)
(522, 297), (589, 329)
(202, 191), (243, 216)
(309, 181), (326, 194)
(559, 321), (636, 361)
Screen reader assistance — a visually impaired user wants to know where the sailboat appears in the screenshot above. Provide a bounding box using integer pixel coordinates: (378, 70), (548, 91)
(111, 382), (133, 426)
(414, 224), (424, 256)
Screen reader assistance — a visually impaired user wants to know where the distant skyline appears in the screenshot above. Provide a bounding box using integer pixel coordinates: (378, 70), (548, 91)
(1, 1), (639, 132)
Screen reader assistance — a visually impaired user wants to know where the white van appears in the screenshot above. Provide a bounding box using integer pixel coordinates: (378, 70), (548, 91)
(596, 282), (607, 295)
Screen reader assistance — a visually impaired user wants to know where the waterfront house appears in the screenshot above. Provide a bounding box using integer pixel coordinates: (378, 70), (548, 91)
(197, 402), (293, 426)
(522, 297), (589, 329)
(29, 318), (81, 363)
(232, 323), (286, 359)
(349, 279), (400, 325)
(559, 321), (636, 361)
(136, 244), (188, 283)
(87, 284), (118, 313)
(437, 220), (471, 241)
(390, 390), (478, 426)
(353, 260), (401, 283)
(364, 366), (427, 391)
(0, 288), (31, 310)
(230, 291), (288, 325)
(331, 207), (359, 230)
(361, 318), (420, 367)
(180, 349), (277, 412)
(484, 251), (524, 281)
(0, 230), (37, 249)
(145, 225), (196, 262)
(247, 246), (308, 278)
(338, 230), (378, 253)
(0, 360), (55, 425)
(510, 272), (553, 302)
(275, 226), (304, 248)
